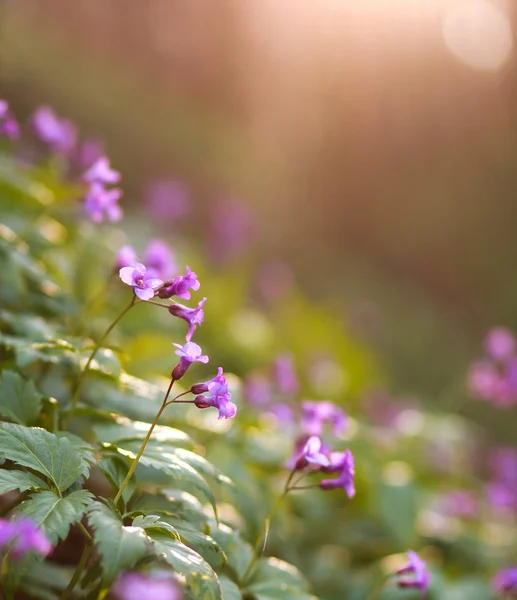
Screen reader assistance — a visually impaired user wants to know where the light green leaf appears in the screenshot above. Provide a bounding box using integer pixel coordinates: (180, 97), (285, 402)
(93, 418), (192, 448)
(19, 490), (94, 544)
(171, 519), (226, 569)
(0, 422), (86, 492)
(0, 469), (48, 494)
(132, 514), (180, 539)
(243, 558), (314, 600)
(219, 575), (243, 600)
(88, 502), (149, 584)
(97, 455), (135, 505)
(210, 524), (253, 581)
(0, 370), (42, 425)
(129, 491), (208, 529)
(150, 533), (223, 600)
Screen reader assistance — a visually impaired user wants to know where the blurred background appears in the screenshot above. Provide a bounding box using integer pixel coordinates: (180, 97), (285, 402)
(1, 0), (517, 425)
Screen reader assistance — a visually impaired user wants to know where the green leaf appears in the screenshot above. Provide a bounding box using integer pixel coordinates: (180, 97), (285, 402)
(19, 490), (94, 544)
(87, 501), (149, 584)
(129, 491), (208, 529)
(97, 455), (135, 505)
(0, 469), (48, 494)
(0, 422), (86, 492)
(132, 514), (180, 539)
(167, 519), (226, 569)
(243, 558), (314, 600)
(150, 533), (223, 600)
(219, 575), (243, 600)
(0, 370), (42, 425)
(210, 523), (253, 581)
(93, 417), (192, 448)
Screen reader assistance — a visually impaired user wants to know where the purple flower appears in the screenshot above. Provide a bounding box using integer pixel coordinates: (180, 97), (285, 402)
(172, 341), (209, 380)
(467, 361), (500, 401)
(395, 551), (430, 596)
(82, 156), (121, 185)
(146, 180), (189, 221)
(119, 263), (163, 301)
(115, 246), (138, 271)
(256, 260), (294, 303)
(485, 327), (516, 362)
(493, 567), (517, 595)
(0, 100), (20, 140)
(74, 137), (105, 170)
(113, 571), (183, 600)
(0, 517), (52, 558)
(31, 106), (77, 154)
(207, 198), (254, 265)
(144, 239), (177, 280)
(440, 490), (478, 519)
(169, 298), (206, 342)
(84, 182), (123, 222)
(320, 449), (355, 497)
(158, 266), (200, 300)
(244, 374), (273, 406)
(274, 353), (299, 396)
(294, 436), (330, 470)
(267, 403), (294, 424)
(301, 401), (347, 437)
(192, 367), (237, 419)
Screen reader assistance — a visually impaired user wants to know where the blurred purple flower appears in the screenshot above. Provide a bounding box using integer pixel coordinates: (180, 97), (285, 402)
(144, 239), (177, 280)
(146, 180), (189, 221)
(440, 490), (478, 519)
(159, 266), (200, 300)
(485, 327), (516, 362)
(301, 400), (347, 437)
(492, 567), (517, 596)
(244, 374), (273, 406)
(169, 298), (206, 342)
(274, 353), (299, 396)
(84, 182), (123, 222)
(113, 571), (183, 600)
(115, 245), (138, 271)
(31, 106), (77, 154)
(319, 449), (355, 497)
(74, 137), (105, 170)
(267, 402), (294, 424)
(395, 551), (430, 596)
(83, 156), (121, 185)
(256, 260), (294, 303)
(486, 447), (517, 512)
(208, 198), (254, 265)
(192, 367), (237, 419)
(467, 361), (500, 401)
(172, 342), (209, 380)
(294, 436), (330, 471)
(0, 517), (52, 558)
(119, 263), (163, 301)
(0, 100), (20, 140)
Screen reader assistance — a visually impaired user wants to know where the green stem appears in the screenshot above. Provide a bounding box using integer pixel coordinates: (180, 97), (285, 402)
(66, 296), (136, 424)
(364, 575), (391, 600)
(113, 379), (175, 507)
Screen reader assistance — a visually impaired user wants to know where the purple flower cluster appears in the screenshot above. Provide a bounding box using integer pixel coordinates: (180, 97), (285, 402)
(395, 551), (430, 596)
(31, 106), (77, 155)
(82, 156), (123, 222)
(493, 567), (517, 596)
(192, 367), (237, 419)
(113, 571), (183, 600)
(301, 400), (347, 437)
(119, 264), (164, 301)
(0, 517), (52, 558)
(146, 179), (189, 221)
(467, 327), (517, 406)
(0, 100), (19, 140)
(486, 447), (517, 513)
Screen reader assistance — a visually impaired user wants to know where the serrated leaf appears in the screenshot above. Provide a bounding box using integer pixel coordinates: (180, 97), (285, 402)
(0, 370), (42, 425)
(129, 491), (208, 529)
(87, 502), (149, 584)
(132, 514), (180, 539)
(170, 519), (226, 569)
(150, 533), (223, 600)
(220, 575), (243, 600)
(18, 490), (94, 544)
(0, 422), (85, 492)
(210, 524), (253, 581)
(243, 558), (314, 600)
(93, 418), (192, 448)
(0, 469), (48, 494)
(97, 455), (135, 505)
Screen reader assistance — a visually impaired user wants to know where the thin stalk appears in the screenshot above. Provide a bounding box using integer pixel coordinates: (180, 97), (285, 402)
(59, 539), (92, 600)
(364, 575), (391, 600)
(113, 379), (175, 506)
(66, 296), (136, 424)
(289, 484), (321, 491)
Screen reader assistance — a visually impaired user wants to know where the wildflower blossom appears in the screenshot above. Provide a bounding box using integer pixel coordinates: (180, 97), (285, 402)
(115, 245), (138, 270)
(113, 571), (183, 600)
(208, 198), (254, 264)
(492, 567), (517, 596)
(169, 298), (206, 342)
(119, 263), (163, 301)
(267, 403), (294, 423)
(394, 551), (430, 596)
(485, 327), (515, 361)
(159, 266), (200, 300)
(192, 367), (237, 419)
(244, 374), (273, 406)
(146, 179), (189, 221)
(144, 239), (177, 280)
(0, 517), (52, 558)
(274, 353), (299, 395)
(31, 106), (77, 154)
(0, 100), (20, 140)
(83, 156), (121, 185)
(74, 137), (105, 170)
(301, 400), (347, 437)
(294, 436), (330, 470)
(172, 342), (209, 380)
(84, 183), (123, 222)
(319, 449), (355, 497)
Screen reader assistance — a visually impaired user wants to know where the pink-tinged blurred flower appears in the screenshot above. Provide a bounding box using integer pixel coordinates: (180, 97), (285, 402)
(146, 180), (189, 221)
(319, 449), (355, 497)
(294, 436), (330, 471)
(192, 367), (237, 419)
(485, 327), (516, 362)
(0, 100), (20, 140)
(244, 374), (273, 406)
(82, 156), (121, 185)
(267, 402), (294, 424)
(172, 342), (209, 380)
(492, 567), (517, 596)
(113, 571), (183, 600)
(274, 353), (299, 396)
(144, 239), (177, 280)
(74, 137), (105, 170)
(168, 298), (206, 342)
(119, 263), (163, 301)
(440, 490), (478, 519)
(208, 198), (255, 265)
(301, 400), (347, 437)
(395, 551), (430, 596)
(84, 183), (123, 222)
(467, 361), (500, 400)
(256, 260), (294, 303)
(31, 106), (77, 154)
(115, 246), (138, 271)
(159, 266), (200, 301)
(0, 517), (52, 558)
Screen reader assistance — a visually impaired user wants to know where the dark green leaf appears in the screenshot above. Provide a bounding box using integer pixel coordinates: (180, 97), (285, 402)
(0, 370), (42, 425)
(0, 469), (48, 494)
(220, 575), (243, 600)
(210, 524), (253, 581)
(132, 514), (180, 539)
(98, 455), (135, 505)
(243, 558), (315, 600)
